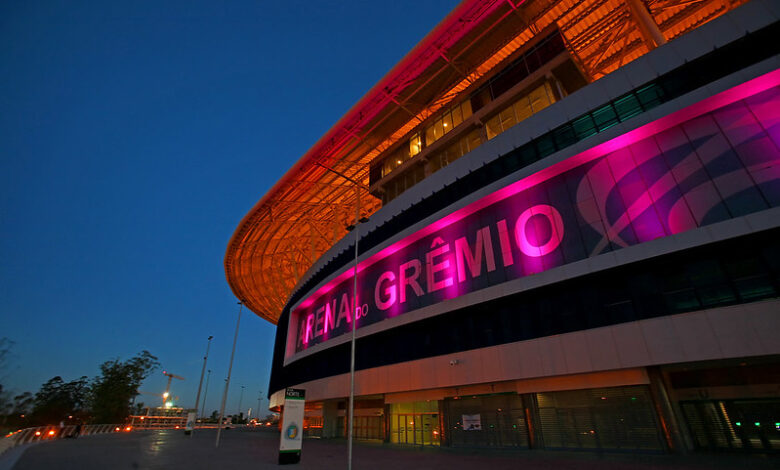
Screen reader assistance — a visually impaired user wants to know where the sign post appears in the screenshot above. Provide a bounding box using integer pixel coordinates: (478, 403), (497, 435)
(279, 388), (305, 465)
(184, 411), (196, 435)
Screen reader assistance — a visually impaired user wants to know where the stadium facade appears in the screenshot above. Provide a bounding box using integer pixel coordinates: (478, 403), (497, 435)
(226, 0), (780, 453)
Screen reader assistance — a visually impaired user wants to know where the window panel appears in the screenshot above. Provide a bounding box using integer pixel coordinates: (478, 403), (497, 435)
(460, 100), (473, 120)
(514, 97), (534, 122)
(592, 105), (619, 131)
(466, 129), (482, 152)
(434, 120), (444, 142)
(614, 94), (643, 121)
(499, 106), (517, 131)
(442, 113), (453, 135)
(452, 106), (463, 128)
(425, 125), (435, 147)
(486, 115), (502, 140)
(409, 133), (422, 156)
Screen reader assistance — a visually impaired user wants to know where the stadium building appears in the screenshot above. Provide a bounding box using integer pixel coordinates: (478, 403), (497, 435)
(226, 0), (780, 453)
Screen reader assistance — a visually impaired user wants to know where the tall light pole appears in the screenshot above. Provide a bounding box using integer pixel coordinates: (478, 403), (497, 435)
(216, 301), (243, 448)
(238, 385), (245, 419)
(194, 335), (213, 423)
(313, 161), (367, 470)
(257, 391), (262, 420)
(200, 369), (211, 419)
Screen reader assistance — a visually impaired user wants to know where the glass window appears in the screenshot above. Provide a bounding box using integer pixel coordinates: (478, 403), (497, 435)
(424, 101), (473, 147)
(614, 94), (643, 121)
(461, 100), (473, 120)
(425, 126), (435, 147)
(499, 106), (517, 131)
(513, 96), (533, 122)
(465, 129), (482, 153)
(572, 115), (597, 139)
(592, 105), (619, 131)
(528, 83), (553, 113)
(442, 113), (453, 135)
(452, 106), (463, 128)
(434, 120), (444, 142)
(409, 133), (422, 156)
(486, 115), (502, 140)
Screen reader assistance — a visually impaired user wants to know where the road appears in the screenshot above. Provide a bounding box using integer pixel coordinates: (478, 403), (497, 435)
(4, 428), (777, 469)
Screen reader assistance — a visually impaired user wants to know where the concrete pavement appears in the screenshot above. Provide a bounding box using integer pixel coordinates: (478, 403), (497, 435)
(5, 428), (777, 469)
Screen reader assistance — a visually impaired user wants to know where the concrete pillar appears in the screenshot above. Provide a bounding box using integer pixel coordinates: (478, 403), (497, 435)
(321, 400), (340, 439)
(647, 366), (692, 453)
(521, 393), (543, 449)
(626, 0), (667, 49)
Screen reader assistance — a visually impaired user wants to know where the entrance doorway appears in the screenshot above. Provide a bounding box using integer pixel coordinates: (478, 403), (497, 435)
(681, 399), (780, 452)
(389, 401), (440, 446)
(392, 413), (439, 445)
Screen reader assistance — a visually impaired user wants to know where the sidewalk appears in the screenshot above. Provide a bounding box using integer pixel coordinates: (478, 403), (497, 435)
(7, 428), (778, 470)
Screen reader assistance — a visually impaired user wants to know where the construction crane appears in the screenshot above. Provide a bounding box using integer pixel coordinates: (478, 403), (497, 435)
(162, 370), (185, 408)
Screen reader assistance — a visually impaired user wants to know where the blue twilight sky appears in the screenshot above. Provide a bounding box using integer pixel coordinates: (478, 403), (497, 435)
(0, 0), (456, 416)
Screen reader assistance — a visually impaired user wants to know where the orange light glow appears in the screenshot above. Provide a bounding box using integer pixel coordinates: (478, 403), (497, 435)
(115, 427), (121, 431)
(125, 426), (132, 432)
(35, 431), (41, 436)
(48, 430), (55, 436)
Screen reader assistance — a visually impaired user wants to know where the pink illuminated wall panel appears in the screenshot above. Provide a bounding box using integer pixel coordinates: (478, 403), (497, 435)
(290, 74), (780, 355)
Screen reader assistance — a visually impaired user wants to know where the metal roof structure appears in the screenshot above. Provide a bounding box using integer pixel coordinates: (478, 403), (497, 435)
(225, 0), (746, 324)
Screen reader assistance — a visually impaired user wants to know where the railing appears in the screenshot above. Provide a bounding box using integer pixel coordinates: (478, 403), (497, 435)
(0, 424), (133, 457)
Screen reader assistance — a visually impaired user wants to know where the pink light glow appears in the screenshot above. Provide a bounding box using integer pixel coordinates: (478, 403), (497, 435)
(295, 69), (780, 313)
(515, 205), (564, 257)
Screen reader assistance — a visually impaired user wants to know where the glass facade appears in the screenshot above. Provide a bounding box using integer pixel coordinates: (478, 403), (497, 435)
(389, 401), (440, 446)
(486, 81), (557, 140)
(443, 394), (530, 448)
(424, 100), (473, 147)
(538, 386), (663, 451)
(370, 30), (574, 199)
(427, 128), (483, 174)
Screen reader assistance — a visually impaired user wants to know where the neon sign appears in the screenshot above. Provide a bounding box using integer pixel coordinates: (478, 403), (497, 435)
(290, 70), (780, 354)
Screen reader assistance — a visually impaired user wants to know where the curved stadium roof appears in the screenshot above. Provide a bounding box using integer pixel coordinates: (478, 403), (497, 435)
(225, 0), (745, 324)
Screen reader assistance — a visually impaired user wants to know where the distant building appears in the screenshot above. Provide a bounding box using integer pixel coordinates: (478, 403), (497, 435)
(226, 0), (780, 453)
(129, 407), (188, 429)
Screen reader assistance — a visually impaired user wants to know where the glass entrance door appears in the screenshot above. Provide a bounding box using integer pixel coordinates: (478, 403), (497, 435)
(391, 413), (440, 445)
(389, 401), (441, 446)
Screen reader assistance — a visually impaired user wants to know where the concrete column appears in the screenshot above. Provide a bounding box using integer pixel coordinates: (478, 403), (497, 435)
(321, 400), (340, 439)
(647, 366), (692, 453)
(521, 393), (543, 449)
(626, 0), (667, 49)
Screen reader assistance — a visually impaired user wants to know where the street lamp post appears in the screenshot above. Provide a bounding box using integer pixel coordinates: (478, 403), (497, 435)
(238, 385), (245, 420)
(193, 335), (214, 427)
(200, 369), (211, 419)
(216, 301), (244, 448)
(313, 161), (367, 470)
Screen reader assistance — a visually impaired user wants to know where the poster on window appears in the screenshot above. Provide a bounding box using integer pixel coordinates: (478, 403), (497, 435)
(462, 414), (482, 431)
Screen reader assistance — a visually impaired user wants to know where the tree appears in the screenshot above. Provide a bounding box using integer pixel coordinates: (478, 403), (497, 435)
(12, 392), (33, 416)
(31, 376), (89, 425)
(0, 338), (16, 416)
(89, 350), (159, 424)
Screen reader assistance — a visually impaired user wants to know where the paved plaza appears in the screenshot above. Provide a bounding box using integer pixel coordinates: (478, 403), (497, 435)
(2, 428), (777, 470)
